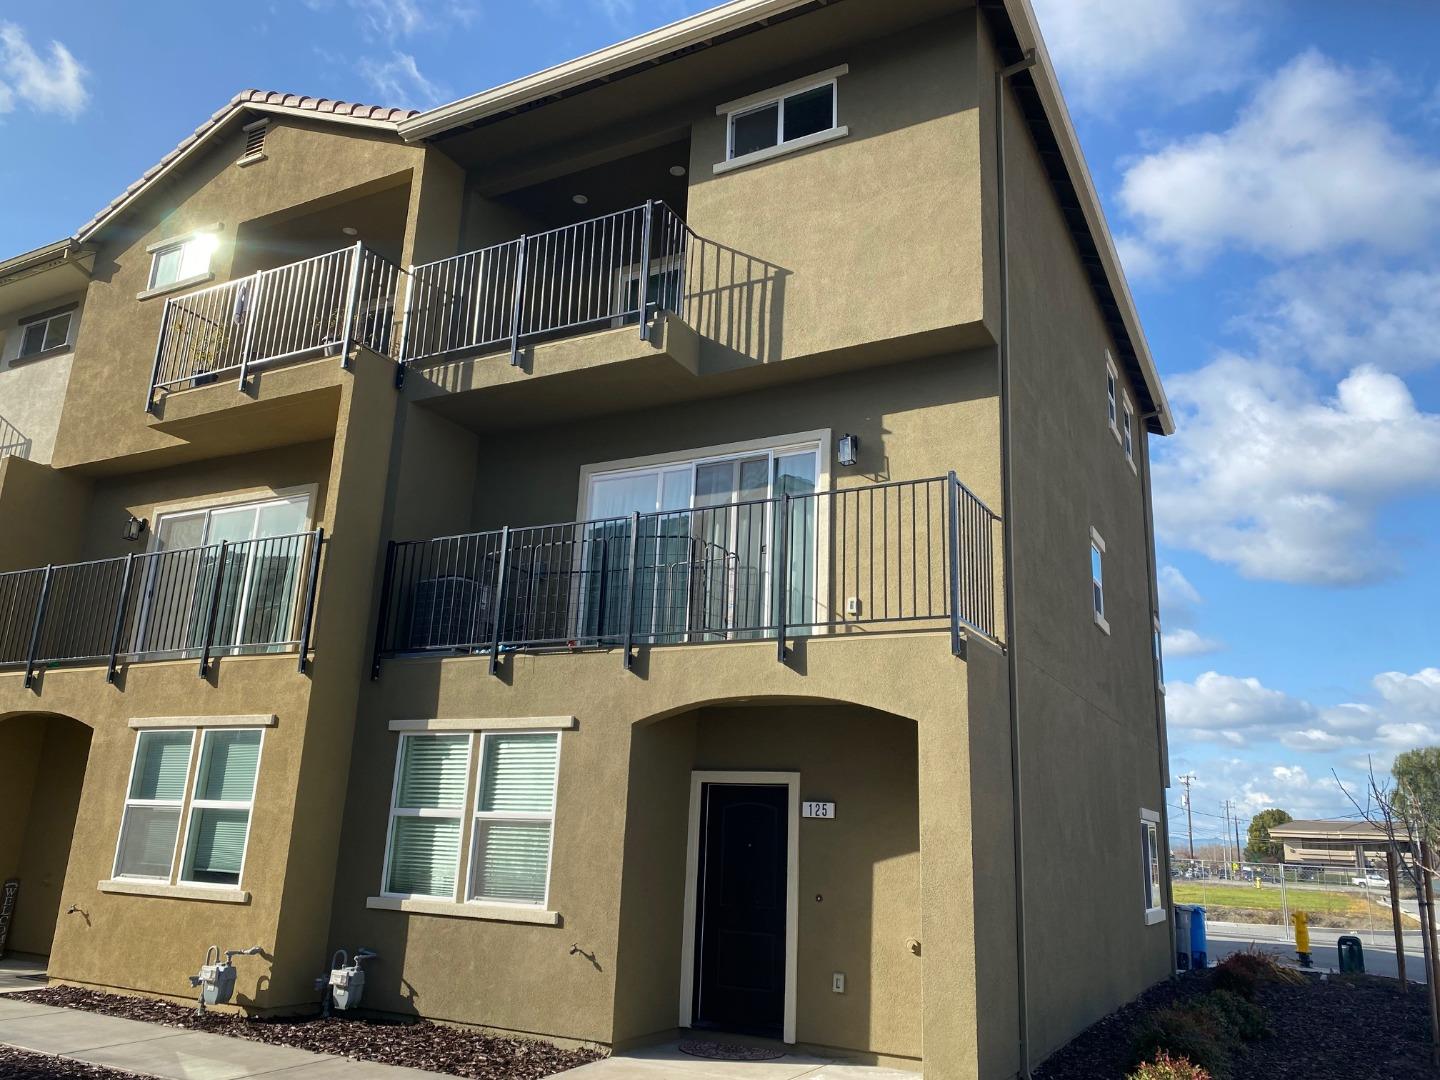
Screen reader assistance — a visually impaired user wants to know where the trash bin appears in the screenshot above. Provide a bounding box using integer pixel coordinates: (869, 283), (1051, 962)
(1174, 906), (1193, 970)
(1189, 905), (1208, 970)
(1337, 934), (1364, 974)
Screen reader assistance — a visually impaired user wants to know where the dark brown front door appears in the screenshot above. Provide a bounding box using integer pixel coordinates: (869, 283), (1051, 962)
(692, 782), (788, 1035)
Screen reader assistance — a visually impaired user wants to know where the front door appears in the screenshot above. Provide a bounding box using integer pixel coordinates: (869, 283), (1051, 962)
(692, 783), (788, 1036)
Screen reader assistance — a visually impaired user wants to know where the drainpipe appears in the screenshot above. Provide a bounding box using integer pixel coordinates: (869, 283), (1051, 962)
(1140, 410), (1179, 979)
(996, 45), (1037, 1080)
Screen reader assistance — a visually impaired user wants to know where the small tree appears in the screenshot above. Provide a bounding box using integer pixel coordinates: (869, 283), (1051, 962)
(1244, 808), (1292, 863)
(1394, 748), (1440, 851)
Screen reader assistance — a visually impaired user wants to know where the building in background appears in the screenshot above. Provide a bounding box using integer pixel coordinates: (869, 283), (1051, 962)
(0, 1), (1173, 1076)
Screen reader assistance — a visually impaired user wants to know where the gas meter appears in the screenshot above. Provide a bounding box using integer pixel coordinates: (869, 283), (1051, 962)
(189, 945), (262, 1012)
(317, 948), (377, 1013)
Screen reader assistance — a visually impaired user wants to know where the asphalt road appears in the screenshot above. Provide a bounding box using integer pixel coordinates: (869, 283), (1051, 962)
(1206, 920), (1429, 982)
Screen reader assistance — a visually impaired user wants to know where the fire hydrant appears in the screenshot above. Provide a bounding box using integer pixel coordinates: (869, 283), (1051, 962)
(1292, 911), (1312, 968)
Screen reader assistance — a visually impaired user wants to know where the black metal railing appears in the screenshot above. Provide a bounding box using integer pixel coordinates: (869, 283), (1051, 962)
(146, 244), (408, 411)
(372, 475), (999, 676)
(0, 530), (324, 686)
(0, 414), (28, 461)
(400, 200), (698, 368)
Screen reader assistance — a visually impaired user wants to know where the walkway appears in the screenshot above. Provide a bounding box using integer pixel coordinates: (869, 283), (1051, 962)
(550, 1043), (919, 1080)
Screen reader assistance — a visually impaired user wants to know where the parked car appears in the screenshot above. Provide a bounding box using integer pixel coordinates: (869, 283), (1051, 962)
(1352, 872), (1387, 888)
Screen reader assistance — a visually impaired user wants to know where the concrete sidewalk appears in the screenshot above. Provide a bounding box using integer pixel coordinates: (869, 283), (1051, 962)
(0, 995), (448, 1079)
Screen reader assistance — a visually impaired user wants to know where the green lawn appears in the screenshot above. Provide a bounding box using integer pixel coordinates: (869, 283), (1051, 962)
(1171, 881), (1412, 928)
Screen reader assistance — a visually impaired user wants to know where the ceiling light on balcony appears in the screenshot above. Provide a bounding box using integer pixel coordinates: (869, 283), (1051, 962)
(572, 194), (589, 205)
(669, 165), (687, 177)
(341, 226), (359, 236)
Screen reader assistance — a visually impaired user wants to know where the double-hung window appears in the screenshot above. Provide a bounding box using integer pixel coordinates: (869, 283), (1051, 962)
(1122, 393), (1135, 467)
(147, 231), (218, 292)
(1105, 354), (1120, 440)
(719, 66), (847, 171)
(381, 729), (562, 911)
(17, 307), (74, 359)
(112, 725), (264, 891)
(1140, 809), (1165, 924)
(1090, 528), (1109, 634)
(1153, 614), (1165, 692)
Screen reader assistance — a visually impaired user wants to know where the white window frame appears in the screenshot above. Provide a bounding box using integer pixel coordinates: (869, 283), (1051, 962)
(468, 731), (562, 908)
(1122, 391), (1136, 469)
(380, 732), (473, 902)
(140, 225), (220, 298)
(177, 728), (264, 888)
(1153, 613), (1165, 693)
(1141, 808), (1165, 925)
(17, 308), (74, 359)
(112, 729), (195, 882)
(1090, 527), (1109, 634)
(1105, 353), (1120, 442)
(714, 65), (849, 175)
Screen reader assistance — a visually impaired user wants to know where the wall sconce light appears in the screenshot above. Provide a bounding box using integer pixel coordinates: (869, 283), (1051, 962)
(838, 434), (860, 467)
(122, 515), (148, 543)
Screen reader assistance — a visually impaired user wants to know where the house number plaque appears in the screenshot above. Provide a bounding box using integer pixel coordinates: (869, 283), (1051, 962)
(802, 801), (835, 819)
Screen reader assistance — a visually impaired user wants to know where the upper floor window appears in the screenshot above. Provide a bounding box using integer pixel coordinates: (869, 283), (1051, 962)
(1153, 613), (1165, 692)
(716, 66), (848, 174)
(1090, 527), (1109, 634)
(17, 305), (74, 359)
(1106, 353), (1119, 440)
(148, 230), (218, 292)
(1122, 392), (1135, 466)
(1140, 809), (1165, 924)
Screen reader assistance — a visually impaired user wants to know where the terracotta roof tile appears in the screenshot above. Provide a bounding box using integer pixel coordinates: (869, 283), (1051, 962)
(73, 88), (420, 240)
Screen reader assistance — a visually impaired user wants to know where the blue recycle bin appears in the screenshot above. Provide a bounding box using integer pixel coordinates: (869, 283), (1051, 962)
(1189, 905), (1208, 970)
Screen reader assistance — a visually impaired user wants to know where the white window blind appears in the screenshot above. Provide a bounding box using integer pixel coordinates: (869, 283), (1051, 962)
(384, 734), (470, 898)
(115, 730), (194, 879)
(181, 729), (262, 886)
(471, 733), (558, 905)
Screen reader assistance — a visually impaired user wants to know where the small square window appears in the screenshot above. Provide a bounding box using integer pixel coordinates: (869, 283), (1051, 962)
(17, 310), (73, 358)
(148, 233), (217, 291)
(1090, 529), (1109, 634)
(725, 75), (840, 163)
(1122, 394), (1135, 465)
(782, 84), (835, 142)
(731, 102), (780, 158)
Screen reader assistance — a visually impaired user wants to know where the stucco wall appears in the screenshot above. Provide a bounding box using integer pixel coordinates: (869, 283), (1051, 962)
(0, 290), (85, 465)
(980, 21), (1171, 1065)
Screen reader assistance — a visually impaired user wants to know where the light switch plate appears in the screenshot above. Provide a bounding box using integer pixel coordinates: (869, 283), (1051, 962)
(832, 972), (845, 993)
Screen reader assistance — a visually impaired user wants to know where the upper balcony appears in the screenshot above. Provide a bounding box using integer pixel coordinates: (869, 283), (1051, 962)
(0, 529), (324, 688)
(371, 473), (1000, 677)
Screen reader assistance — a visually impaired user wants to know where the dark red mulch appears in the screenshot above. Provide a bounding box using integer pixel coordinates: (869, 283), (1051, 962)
(12, 986), (603, 1080)
(0, 1045), (148, 1079)
(1034, 970), (1432, 1079)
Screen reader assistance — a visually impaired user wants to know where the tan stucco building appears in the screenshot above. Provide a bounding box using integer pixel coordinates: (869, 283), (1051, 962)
(0, 1), (1175, 1077)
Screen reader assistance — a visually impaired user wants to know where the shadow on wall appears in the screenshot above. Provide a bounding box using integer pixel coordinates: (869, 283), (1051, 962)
(680, 235), (788, 370)
(0, 414), (30, 461)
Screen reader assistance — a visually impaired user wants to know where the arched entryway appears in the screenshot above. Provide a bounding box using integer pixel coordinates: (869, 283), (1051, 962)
(0, 713), (92, 961)
(611, 698), (921, 1064)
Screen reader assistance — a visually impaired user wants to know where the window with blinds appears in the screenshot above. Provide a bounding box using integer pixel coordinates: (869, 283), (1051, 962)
(115, 730), (194, 879)
(380, 730), (561, 907)
(384, 734), (471, 898)
(181, 729), (262, 886)
(470, 733), (558, 905)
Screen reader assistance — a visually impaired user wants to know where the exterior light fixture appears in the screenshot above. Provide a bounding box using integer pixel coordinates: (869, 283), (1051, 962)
(122, 515), (148, 542)
(669, 165), (687, 177)
(572, 194), (589, 205)
(838, 434), (860, 467)
(341, 226), (359, 236)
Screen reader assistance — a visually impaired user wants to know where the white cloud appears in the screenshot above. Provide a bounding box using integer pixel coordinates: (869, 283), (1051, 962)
(1240, 261), (1440, 374)
(1119, 51), (1440, 270)
(1168, 671), (1315, 745)
(1153, 359), (1440, 585)
(0, 23), (88, 119)
(357, 52), (445, 108)
(1163, 628), (1224, 658)
(1030, 0), (1255, 112)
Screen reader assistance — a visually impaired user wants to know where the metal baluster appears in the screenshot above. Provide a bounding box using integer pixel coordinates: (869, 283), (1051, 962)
(947, 472), (964, 656)
(22, 565), (53, 689)
(509, 236), (528, 366)
(489, 526), (511, 676)
(105, 554), (137, 683)
(638, 200), (655, 341)
(197, 541), (230, 677)
(776, 493), (791, 663)
(296, 528), (325, 673)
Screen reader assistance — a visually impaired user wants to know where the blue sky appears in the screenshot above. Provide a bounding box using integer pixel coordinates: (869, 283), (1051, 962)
(1, 1), (1437, 841)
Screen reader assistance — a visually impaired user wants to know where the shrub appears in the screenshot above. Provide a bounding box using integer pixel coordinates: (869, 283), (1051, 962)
(1195, 990), (1271, 1042)
(1131, 1005), (1232, 1080)
(1128, 1051), (1213, 1080)
(1211, 950), (1301, 997)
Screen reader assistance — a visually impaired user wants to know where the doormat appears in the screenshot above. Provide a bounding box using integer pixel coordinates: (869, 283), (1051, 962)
(679, 1040), (785, 1061)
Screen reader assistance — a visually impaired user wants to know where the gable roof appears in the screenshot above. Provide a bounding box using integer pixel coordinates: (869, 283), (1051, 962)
(73, 89), (419, 244)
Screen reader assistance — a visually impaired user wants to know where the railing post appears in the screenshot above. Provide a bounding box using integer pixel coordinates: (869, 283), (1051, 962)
(197, 541), (230, 678)
(296, 528), (325, 674)
(339, 241), (365, 369)
(621, 511), (640, 671)
(145, 300), (173, 414)
(489, 526), (511, 677)
(22, 565), (54, 690)
(236, 271), (263, 394)
(594, 538), (610, 645)
(395, 264), (416, 381)
(947, 471), (965, 658)
(509, 236), (528, 366)
(638, 200), (655, 342)
(371, 541), (398, 680)
(775, 494), (790, 664)
(106, 554), (137, 684)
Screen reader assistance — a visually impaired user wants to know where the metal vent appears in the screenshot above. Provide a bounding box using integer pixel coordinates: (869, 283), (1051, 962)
(241, 121), (268, 159)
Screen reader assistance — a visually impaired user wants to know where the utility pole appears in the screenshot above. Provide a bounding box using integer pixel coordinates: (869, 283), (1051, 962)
(1179, 774), (1196, 858)
(1234, 808), (1244, 868)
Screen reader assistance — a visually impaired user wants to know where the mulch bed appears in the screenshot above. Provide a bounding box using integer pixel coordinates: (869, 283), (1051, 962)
(0, 1045), (147, 1079)
(11, 986), (604, 1080)
(1034, 970), (1433, 1079)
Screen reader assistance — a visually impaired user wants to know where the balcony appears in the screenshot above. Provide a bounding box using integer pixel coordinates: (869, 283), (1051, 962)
(372, 475), (1000, 676)
(0, 530), (324, 686)
(145, 244), (407, 413)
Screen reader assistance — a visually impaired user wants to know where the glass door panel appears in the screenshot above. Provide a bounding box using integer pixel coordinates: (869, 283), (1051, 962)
(774, 453), (818, 631)
(134, 512), (207, 655)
